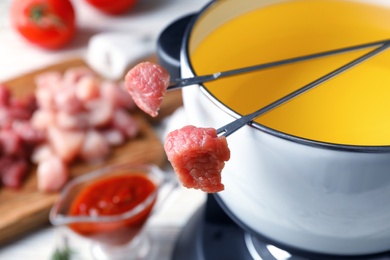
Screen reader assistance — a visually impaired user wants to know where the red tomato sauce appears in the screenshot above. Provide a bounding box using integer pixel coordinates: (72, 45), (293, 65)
(68, 174), (157, 245)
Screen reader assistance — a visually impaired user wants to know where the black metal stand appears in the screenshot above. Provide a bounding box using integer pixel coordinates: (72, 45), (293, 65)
(172, 194), (390, 260)
(172, 194), (253, 260)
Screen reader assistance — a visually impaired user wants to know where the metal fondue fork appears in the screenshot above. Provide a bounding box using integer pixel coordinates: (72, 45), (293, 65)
(216, 41), (390, 137)
(168, 38), (390, 90)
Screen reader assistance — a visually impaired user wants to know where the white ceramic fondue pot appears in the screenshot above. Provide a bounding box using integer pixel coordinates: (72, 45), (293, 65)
(179, 0), (390, 256)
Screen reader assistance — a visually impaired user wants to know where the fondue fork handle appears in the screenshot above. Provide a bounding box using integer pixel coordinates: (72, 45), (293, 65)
(168, 38), (390, 90)
(216, 42), (390, 137)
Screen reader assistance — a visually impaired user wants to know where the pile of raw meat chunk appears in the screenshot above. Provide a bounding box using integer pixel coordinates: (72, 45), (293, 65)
(1, 67), (140, 192)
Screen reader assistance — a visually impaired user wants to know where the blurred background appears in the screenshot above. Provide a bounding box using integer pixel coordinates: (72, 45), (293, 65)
(0, 0), (209, 81)
(0, 0), (209, 259)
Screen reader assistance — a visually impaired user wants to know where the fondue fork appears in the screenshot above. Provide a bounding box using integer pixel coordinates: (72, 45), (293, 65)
(168, 38), (390, 90)
(216, 41), (390, 137)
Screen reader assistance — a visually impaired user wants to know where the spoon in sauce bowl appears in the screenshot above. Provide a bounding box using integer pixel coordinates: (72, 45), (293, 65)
(216, 41), (390, 137)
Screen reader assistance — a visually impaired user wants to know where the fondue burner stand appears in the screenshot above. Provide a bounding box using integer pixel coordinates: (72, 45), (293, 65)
(172, 194), (390, 260)
(157, 14), (390, 260)
(173, 194), (277, 260)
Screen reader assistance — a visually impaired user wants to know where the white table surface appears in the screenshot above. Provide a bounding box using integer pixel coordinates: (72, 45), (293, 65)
(0, 0), (209, 259)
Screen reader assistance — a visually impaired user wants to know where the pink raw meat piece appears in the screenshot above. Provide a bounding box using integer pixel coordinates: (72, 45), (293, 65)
(79, 129), (110, 163)
(0, 84), (11, 106)
(37, 155), (68, 192)
(12, 120), (45, 143)
(75, 76), (100, 102)
(47, 126), (85, 162)
(0, 157), (29, 188)
(112, 108), (139, 139)
(100, 81), (136, 110)
(101, 128), (125, 146)
(31, 144), (54, 164)
(85, 98), (114, 128)
(164, 125), (230, 193)
(125, 62), (170, 117)
(0, 128), (23, 156)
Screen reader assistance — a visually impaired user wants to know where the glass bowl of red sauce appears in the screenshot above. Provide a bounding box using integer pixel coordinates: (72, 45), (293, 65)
(50, 163), (170, 259)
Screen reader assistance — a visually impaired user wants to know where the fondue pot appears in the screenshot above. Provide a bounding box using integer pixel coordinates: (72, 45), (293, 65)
(158, 0), (390, 258)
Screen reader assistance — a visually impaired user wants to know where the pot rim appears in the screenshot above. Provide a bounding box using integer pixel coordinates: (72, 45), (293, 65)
(181, 0), (390, 153)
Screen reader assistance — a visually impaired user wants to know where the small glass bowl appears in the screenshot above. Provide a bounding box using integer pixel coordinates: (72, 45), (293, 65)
(50, 163), (170, 260)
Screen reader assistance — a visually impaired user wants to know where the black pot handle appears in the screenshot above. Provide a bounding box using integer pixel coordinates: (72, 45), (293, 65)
(157, 14), (195, 80)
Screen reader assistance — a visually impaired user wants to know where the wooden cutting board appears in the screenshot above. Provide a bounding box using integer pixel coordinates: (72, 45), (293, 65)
(0, 58), (182, 245)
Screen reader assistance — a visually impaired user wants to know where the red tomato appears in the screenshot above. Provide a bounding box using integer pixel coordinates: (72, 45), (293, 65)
(10, 0), (76, 50)
(85, 0), (138, 15)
